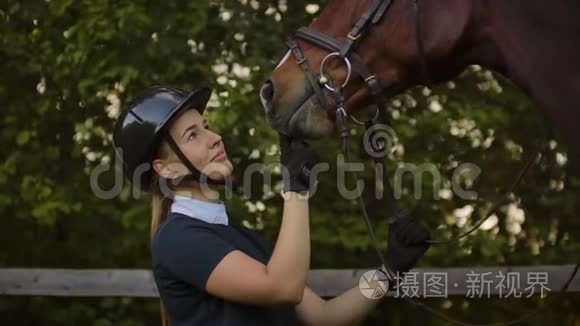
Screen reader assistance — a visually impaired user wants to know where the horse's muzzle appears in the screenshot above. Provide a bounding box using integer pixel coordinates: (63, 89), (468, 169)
(261, 79), (296, 135)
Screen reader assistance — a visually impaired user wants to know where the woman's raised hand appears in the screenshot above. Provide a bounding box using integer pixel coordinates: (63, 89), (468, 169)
(279, 133), (319, 193)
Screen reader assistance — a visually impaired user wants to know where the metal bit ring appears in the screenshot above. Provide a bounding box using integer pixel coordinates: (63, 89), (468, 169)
(319, 52), (352, 92)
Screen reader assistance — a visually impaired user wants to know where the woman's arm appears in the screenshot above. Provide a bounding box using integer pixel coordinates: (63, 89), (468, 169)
(266, 193), (311, 301)
(206, 135), (317, 305)
(293, 214), (431, 324)
(295, 285), (385, 326)
(205, 194), (309, 305)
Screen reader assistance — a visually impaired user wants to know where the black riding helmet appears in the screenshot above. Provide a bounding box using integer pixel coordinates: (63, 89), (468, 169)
(113, 86), (225, 192)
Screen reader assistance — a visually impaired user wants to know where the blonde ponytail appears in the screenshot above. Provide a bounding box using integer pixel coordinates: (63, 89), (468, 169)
(151, 191), (172, 242)
(151, 183), (174, 326)
(150, 140), (177, 326)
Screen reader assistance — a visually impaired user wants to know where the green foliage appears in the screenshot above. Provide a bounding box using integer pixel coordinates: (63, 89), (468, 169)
(0, 0), (578, 325)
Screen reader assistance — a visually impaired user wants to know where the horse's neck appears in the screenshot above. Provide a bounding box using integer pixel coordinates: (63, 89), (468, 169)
(474, 0), (580, 148)
(483, 0), (580, 92)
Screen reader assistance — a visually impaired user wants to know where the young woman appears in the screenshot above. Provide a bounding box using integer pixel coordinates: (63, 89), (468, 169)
(112, 86), (429, 326)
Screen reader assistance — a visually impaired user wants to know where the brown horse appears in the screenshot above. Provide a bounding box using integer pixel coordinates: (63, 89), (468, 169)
(260, 0), (580, 153)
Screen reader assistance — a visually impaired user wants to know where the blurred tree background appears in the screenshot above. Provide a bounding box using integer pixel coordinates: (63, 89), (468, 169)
(0, 0), (578, 325)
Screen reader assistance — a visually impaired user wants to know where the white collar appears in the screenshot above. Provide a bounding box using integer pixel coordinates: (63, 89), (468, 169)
(171, 195), (229, 226)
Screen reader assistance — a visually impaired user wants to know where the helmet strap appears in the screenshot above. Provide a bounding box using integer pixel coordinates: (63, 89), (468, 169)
(164, 135), (228, 186)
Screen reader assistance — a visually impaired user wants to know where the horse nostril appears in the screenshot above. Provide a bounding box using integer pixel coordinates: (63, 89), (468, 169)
(260, 80), (275, 111)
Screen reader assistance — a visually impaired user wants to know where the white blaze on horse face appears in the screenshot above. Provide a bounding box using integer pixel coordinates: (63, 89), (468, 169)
(275, 50), (291, 71)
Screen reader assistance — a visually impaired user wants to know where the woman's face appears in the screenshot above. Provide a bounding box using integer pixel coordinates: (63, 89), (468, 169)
(154, 108), (234, 182)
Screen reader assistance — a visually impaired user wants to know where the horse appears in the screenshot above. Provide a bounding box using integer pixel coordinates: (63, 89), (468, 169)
(260, 0), (580, 155)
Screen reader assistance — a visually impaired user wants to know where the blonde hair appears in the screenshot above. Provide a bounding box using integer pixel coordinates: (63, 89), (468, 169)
(151, 188), (172, 326)
(150, 141), (174, 326)
(150, 189), (173, 242)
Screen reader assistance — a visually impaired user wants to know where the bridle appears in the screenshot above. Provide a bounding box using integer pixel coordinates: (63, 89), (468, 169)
(288, 0), (394, 125)
(287, 0), (431, 120)
(284, 0), (579, 324)
(288, 0), (532, 278)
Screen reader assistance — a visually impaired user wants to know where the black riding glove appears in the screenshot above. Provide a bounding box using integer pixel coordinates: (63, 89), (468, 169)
(279, 133), (318, 193)
(385, 210), (431, 276)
